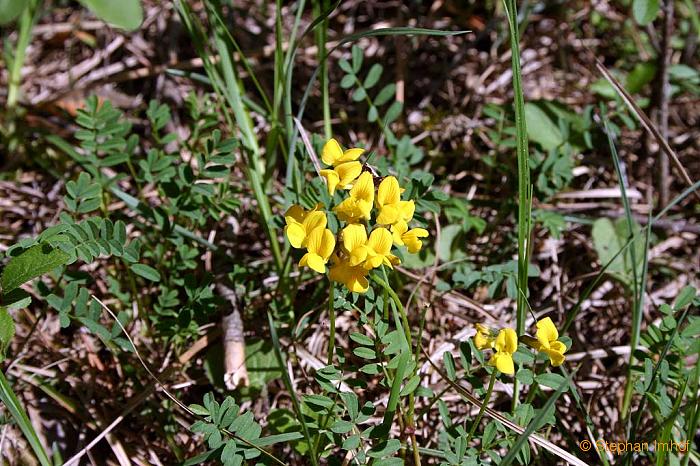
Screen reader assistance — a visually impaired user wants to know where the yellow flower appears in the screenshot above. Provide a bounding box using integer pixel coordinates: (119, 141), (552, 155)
(298, 227), (335, 273)
(473, 323), (495, 350)
(341, 224), (369, 266)
(533, 317), (567, 367)
(284, 204), (327, 249)
(320, 162), (362, 195)
(321, 138), (364, 166)
(329, 257), (369, 293)
(488, 328), (518, 375)
(375, 176), (415, 225)
(363, 227), (399, 269)
(334, 172), (374, 223)
(391, 221), (429, 253)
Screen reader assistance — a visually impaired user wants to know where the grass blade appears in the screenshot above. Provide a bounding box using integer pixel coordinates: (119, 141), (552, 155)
(503, 0), (532, 409)
(0, 370), (52, 466)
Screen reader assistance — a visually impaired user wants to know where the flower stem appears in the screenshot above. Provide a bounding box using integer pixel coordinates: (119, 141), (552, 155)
(327, 282), (336, 366)
(467, 370), (497, 445)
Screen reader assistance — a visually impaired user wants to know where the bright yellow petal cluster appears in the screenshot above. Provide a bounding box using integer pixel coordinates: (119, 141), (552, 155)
(473, 324), (518, 375)
(284, 204), (326, 248)
(376, 177), (415, 225)
(473, 323), (495, 350)
(319, 138), (364, 195)
(334, 172), (374, 223)
(532, 317), (568, 366)
(488, 328), (518, 375)
(284, 204), (334, 273)
(284, 138), (430, 294)
(391, 221), (429, 254)
(341, 224), (399, 270)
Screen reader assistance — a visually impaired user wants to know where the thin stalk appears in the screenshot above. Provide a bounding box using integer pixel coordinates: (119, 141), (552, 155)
(6, 0), (38, 109)
(466, 370), (497, 444)
(371, 272), (420, 466)
(503, 0), (532, 410)
(314, 0), (332, 138)
(327, 282), (336, 365)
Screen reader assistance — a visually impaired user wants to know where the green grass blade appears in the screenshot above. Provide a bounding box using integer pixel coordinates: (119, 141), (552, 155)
(503, 0), (531, 409)
(0, 371), (52, 466)
(499, 369), (577, 466)
(266, 311), (319, 466)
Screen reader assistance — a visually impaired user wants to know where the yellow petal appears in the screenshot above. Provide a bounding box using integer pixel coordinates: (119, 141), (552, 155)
(550, 340), (567, 354)
(391, 221), (408, 245)
(495, 328), (518, 354)
(329, 261), (369, 293)
(490, 352), (515, 375)
(299, 252), (326, 273)
(403, 227), (429, 254)
(377, 176), (401, 207)
(342, 224), (368, 253)
(319, 229), (336, 260)
(368, 228), (393, 255)
(284, 204), (305, 224)
(335, 161), (362, 188)
(339, 148), (364, 164)
(376, 204), (400, 225)
(474, 331), (493, 350)
(303, 211), (327, 233)
(350, 172), (375, 203)
(304, 226), (325, 255)
(320, 169), (340, 195)
(349, 246), (368, 266)
(536, 317), (559, 349)
(546, 348), (566, 367)
(322, 138), (343, 166)
(285, 223), (306, 249)
(397, 200), (415, 223)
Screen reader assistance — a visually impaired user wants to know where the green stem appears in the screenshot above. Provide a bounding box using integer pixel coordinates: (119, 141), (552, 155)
(503, 0), (531, 412)
(370, 271), (420, 465)
(327, 282), (335, 365)
(7, 0), (38, 109)
(466, 370), (497, 445)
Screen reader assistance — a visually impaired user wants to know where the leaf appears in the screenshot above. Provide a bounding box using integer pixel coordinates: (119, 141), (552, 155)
(0, 0), (28, 25)
(524, 102), (563, 151)
(591, 217), (644, 286)
(0, 307), (15, 359)
(1, 244), (70, 293)
(673, 286), (696, 310)
(534, 372), (567, 389)
(78, 0), (143, 30)
(130, 263), (161, 282)
(351, 45), (363, 73)
(364, 64), (383, 89)
(632, 0), (660, 25)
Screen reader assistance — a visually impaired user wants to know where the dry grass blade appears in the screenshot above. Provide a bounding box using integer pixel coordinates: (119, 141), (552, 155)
(593, 58), (700, 201)
(423, 348), (590, 466)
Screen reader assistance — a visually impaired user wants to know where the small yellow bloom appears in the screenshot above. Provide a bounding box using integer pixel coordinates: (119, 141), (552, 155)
(284, 204), (327, 249)
(474, 323), (495, 350)
(363, 227), (399, 269)
(329, 257), (369, 293)
(299, 227), (335, 273)
(321, 138), (364, 167)
(376, 176), (415, 225)
(533, 317), (567, 367)
(341, 224), (369, 266)
(391, 221), (429, 253)
(334, 172), (374, 223)
(488, 328), (518, 375)
(320, 161), (362, 195)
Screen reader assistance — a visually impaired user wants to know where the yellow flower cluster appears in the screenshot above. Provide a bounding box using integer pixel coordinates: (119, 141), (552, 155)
(284, 138), (430, 293)
(473, 317), (568, 375)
